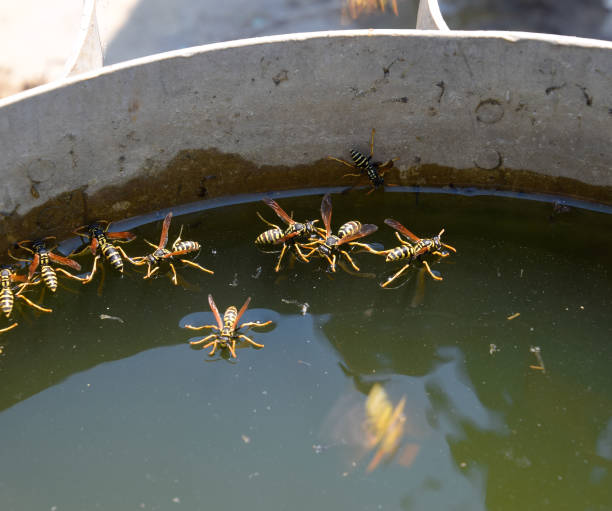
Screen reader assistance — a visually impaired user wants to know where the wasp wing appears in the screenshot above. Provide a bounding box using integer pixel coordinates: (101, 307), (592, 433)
(234, 297), (252, 328)
(207, 294), (224, 330)
(321, 194), (333, 237)
(48, 252), (82, 271)
(157, 212), (173, 249)
(336, 224), (378, 246)
(384, 219), (420, 242)
(263, 198), (295, 225)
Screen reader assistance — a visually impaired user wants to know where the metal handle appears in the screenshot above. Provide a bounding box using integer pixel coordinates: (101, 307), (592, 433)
(416, 0), (450, 30)
(64, 0), (103, 77)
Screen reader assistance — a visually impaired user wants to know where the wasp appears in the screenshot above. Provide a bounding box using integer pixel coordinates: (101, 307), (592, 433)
(72, 221), (136, 279)
(363, 219), (456, 286)
(256, 198), (322, 272)
(303, 193), (378, 272)
(0, 265), (52, 333)
(327, 128), (397, 194)
(185, 294), (272, 358)
(10, 237), (85, 292)
(126, 212), (213, 285)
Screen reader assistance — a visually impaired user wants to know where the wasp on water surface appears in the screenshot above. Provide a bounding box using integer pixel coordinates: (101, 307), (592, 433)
(10, 237), (85, 292)
(0, 265), (52, 333)
(363, 218), (456, 286)
(327, 128), (397, 194)
(303, 193), (378, 272)
(185, 294), (272, 358)
(125, 212), (213, 284)
(72, 221), (136, 281)
(255, 198), (322, 272)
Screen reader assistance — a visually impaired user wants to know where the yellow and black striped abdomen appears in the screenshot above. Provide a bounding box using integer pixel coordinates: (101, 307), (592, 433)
(173, 240), (200, 253)
(41, 264), (58, 292)
(0, 287), (14, 317)
(350, 150), (370, 170)
(386, 245), (415, 263)
(338, 221), (361, 239)
(222, 306), (238, 334)
(101, 243), (123, 271)
(255, 228), (283, 245)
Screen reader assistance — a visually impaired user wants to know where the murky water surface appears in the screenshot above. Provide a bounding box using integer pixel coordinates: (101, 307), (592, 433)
(0, 191), (611, 511)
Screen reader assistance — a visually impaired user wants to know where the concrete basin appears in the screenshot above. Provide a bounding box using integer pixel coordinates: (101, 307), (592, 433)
(0, 29), (611, 251)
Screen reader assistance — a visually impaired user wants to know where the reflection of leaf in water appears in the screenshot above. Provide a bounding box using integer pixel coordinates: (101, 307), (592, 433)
(320, 384), (420, 474)
(365, 384), (410, 472)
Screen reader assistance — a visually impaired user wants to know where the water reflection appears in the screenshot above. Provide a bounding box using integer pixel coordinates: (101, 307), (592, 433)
(1, 193), (611, 510)
(321, 344), (496, 509)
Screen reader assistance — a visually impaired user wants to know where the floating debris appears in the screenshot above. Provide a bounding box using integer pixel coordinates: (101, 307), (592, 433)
(229, 273), (239, 287)
(489, 344), (500, 355)
(99, 314), (124, 323)
(298, 360), (312, 367)
(241, 434), (251, 444)
(251, 266), (262, 279)
(529, 346), (546, 373)
(281, 298), (310, 315)
(507, 312), (520, 321)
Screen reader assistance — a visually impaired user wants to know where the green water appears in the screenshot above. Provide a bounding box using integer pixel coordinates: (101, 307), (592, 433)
(0, 191), (611, 511)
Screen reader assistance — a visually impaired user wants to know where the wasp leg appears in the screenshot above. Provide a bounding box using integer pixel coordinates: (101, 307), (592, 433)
(8, 251), (31, 263)
(207, 341), (218, 356)
(422, 260), (443, 281)
(369, 127), (376, 157)
(301, 241), (321, 256)
(340, 250), (360, 271)
(172, 225), (185, 249)
(378, 158), (399, 174)
(143, 265), (160, 280)
(190, 334), (217, 346)
(256, 211), (282, 230)
(350, 242), (390, 256)
(293, 243), (310, 263)
(185, 324), (218, 331)
(179, 259), (214, 275)
(54, 267), (86, 283)
(327, 156), (357, 170)
(441, 243), (457, 253)
(80, 255), (101, 284)
(0, 322), (18, 334)
(238, 334), (264, 349)
(394, 232), (414, 247)
(228, 340), (237, 358)
(366, 186), (378, 196)
(239, 320), (273, 330)
(274, 244), (288, 273)
(381, 263), (412, 288)
(431, 250), (451, 258)
(320, 252), (336, 272)
(169, 263), (179, 285)
(16, 293), (52, 313)
(116, 246), (145, 266)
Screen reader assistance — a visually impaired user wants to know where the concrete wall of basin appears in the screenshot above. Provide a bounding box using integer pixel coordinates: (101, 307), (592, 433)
(0, 30), (611, 250)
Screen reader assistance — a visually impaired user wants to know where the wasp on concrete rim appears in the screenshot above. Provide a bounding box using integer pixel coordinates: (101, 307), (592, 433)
(327, 128), (398, 194)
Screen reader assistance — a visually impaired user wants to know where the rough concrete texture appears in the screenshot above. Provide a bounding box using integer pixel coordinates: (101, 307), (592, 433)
(0, 30), (611, 250)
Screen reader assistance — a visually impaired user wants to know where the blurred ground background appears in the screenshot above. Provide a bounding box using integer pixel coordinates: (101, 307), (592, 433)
(1, 0), (612, 99)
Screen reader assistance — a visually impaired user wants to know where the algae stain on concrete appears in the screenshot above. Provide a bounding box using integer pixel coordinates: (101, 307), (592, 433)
(0, 147), (610, 256)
